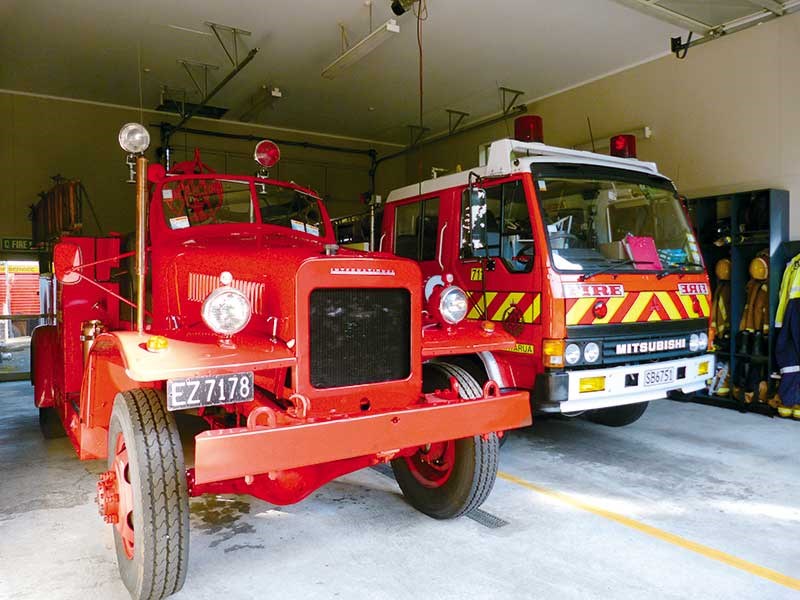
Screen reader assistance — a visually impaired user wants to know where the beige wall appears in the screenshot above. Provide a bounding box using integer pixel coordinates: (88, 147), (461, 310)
(0, 91), (404, 245)
(407, 12), (800, 237)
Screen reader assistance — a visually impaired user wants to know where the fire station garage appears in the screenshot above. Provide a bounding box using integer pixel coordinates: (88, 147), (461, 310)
(1, 1), (799, 599)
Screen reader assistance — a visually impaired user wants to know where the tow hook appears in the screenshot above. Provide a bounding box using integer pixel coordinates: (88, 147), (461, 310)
(96, 470), (119, 524)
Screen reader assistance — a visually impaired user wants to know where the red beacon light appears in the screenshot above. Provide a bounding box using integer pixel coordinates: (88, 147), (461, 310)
(254, 139), (281, 169)
(514, 115), (544, 143)
(610, 134), (637, 159)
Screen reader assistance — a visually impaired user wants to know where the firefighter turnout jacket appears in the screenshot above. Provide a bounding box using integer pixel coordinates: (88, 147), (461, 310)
(775, 253), (800, 406)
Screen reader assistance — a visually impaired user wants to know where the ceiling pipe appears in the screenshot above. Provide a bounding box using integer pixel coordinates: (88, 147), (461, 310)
(163, 47), (259, 147)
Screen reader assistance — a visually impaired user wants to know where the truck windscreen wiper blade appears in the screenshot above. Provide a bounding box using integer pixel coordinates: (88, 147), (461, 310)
(656, 262), (705, 279)
(579, 259), (638, 281)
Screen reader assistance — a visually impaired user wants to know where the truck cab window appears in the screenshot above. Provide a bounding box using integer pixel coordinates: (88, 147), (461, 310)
(394, 197), (440, 261)
(460, 181), (532, 272)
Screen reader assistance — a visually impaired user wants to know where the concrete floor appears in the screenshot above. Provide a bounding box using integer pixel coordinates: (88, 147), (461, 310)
(0, 380), (798, 600)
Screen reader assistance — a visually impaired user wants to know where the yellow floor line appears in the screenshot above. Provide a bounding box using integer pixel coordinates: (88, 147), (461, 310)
(497, 471), (800, 592)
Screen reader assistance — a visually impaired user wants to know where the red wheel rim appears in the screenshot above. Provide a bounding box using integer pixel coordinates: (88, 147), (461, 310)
(112, 433), (136, 559)
(404, 441), (455, 488)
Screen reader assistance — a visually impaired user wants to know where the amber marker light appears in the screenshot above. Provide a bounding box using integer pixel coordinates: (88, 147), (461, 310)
(146, 335), (169, 353)
(542, 339), (565, 368)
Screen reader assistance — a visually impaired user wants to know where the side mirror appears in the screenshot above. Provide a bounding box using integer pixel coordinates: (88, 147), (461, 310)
(53, 242), (83, 285)
(468, 187), (487, 254)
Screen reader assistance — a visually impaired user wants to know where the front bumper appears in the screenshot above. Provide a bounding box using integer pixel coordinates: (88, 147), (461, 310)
(536, 353), (714, 413)
(193, 387), (531, 484)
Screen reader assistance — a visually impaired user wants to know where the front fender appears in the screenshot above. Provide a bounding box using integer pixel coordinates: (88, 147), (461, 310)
(31, 325), (58, 408)
(99, 331), (296, 382)
(421, 321), (515, 359)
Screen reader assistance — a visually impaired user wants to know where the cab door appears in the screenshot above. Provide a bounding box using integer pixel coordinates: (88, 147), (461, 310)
(447, 177), (544, 382)
(388, 194), (442, 281)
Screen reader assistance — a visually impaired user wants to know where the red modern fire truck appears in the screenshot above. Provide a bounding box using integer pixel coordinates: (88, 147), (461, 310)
(382, 116), (714, 427)
(30, 123), (530, 599)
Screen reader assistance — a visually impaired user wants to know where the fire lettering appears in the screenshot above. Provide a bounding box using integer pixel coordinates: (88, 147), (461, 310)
(677, 283), (709, 295)
(563, 283), (625, 298)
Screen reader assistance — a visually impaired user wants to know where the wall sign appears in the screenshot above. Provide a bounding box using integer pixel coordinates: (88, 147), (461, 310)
(2, 238), (35, 253)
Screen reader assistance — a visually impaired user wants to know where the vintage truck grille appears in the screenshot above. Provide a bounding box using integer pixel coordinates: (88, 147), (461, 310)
(187, 272), (265, 314)
(309, 288), (411, 388)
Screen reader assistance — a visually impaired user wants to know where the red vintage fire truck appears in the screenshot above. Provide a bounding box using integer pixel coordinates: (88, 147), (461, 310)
(382, 115), (714, 427)
(30, 123), (530, 599)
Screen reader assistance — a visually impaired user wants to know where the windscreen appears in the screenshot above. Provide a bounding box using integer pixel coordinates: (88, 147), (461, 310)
(160, 178), (325, 237)
(534, 168), (702, 274)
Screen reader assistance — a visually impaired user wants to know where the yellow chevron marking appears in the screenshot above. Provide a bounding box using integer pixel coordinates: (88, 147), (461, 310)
(656, 292), (682, 320)
(622, 292), (654, 323)
(467, 291), (497, 320)
(528, 293), (541, 323)
(566, 297), (596, 326)
(491, 292), (526, 322)
(593, 296), (626, 325)
(697, 294), (710, 316)
(647, 311), (662, 322)
(678, 294), (696, 316)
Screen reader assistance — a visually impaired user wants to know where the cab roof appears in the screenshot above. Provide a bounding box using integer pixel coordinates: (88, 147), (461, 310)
(386, 138), (666, 204)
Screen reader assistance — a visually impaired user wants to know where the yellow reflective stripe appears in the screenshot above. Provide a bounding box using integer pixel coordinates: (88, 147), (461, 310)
(622, 292), (653, 323)
(467, 291), (497, 320)
(524, 294), (541, 324)
(647, 311), (662, 322)
(593, 296), (625, 325)
(678, 294), (696, 316)
(655, 292), (681, 320)
(697, 294), (710, 316)
(566, 297), (595, 326)
(491, 292), (526, 322)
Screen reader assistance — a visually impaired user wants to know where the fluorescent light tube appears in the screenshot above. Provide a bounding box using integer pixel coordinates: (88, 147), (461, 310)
(322, 19), (400, 79)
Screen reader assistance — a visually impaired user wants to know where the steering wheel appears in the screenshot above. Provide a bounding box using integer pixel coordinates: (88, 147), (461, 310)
(549, 232), (581, 244)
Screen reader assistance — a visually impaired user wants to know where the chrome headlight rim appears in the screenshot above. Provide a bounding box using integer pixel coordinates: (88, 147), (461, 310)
(564, 343), (581, 365)
(583, 341), (601, 363)
(438, 285), (469, 325)
(201, 286), (252, 336)
(118, 122), (151, 154)
(689, 333), (700, 352)
(698, 332), (709, 350)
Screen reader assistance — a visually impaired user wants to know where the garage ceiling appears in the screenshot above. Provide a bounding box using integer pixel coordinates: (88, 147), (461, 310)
(615, 0), (798, 34)
(0, 1), (696, 144)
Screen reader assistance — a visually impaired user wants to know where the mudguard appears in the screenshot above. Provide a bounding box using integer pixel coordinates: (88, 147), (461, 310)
(31, 325), (58, 408)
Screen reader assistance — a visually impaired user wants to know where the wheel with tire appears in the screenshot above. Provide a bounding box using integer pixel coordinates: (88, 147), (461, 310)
(100, 389), (190, 600)
(586, 401), (649, 427)
(391, 362), (499, 519)
(38, 407), (66, 439)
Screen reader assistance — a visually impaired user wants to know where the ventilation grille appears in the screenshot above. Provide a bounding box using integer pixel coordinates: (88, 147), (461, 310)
(188, 273), (265, 314)
(309, 288), (411, 389)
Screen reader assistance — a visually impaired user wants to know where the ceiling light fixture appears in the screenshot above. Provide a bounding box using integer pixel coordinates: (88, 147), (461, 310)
(321, 18), (400, 79)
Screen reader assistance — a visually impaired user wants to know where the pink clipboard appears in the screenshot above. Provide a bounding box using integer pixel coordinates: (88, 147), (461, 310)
(624, 235), (662, 270)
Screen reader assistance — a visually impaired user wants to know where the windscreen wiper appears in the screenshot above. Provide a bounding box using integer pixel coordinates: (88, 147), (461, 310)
(656, 262), (705, 279)
(579, 259), (638, 281)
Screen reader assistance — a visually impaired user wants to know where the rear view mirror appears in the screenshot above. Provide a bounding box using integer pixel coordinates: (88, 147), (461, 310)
(468, 187), (487, 254)
(54, 242), (83, 285)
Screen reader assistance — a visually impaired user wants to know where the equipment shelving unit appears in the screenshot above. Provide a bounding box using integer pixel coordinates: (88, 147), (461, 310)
(675, 188), (789, 415)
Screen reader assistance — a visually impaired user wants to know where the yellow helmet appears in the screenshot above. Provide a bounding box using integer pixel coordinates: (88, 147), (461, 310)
(749, 255), (768, 281)
(715, 258), (731, 281)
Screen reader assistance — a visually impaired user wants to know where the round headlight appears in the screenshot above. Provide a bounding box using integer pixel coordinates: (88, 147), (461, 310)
(439, 286), (468, 325)
(698, 332), (708, 350)
(584, 342), (600, 363)
(565, 343), (581, 365)
(201, 287), (252, 336)
(118, 122), (150, 154)
(689, 333), (700, 352)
